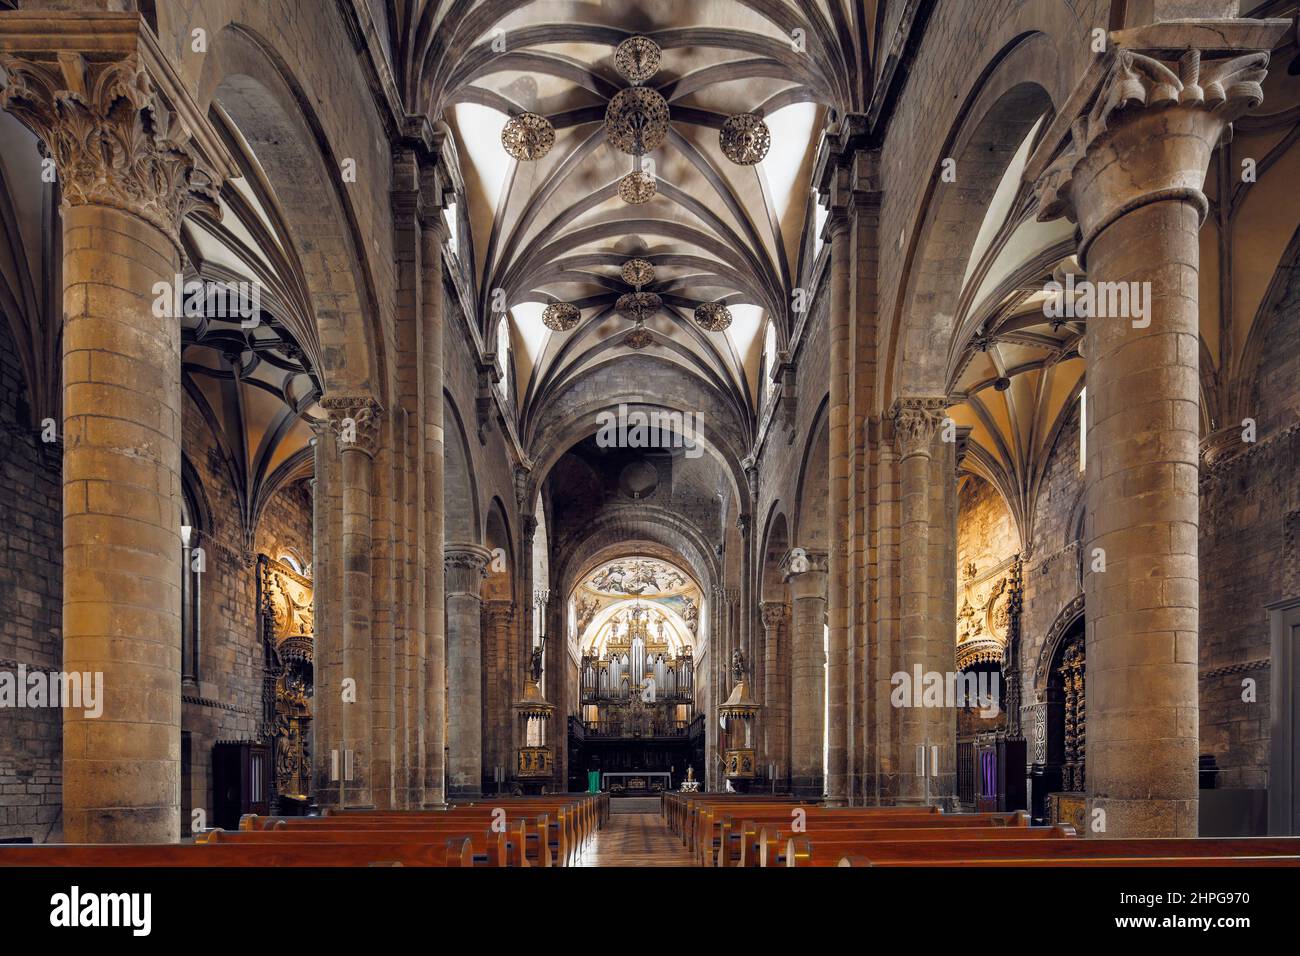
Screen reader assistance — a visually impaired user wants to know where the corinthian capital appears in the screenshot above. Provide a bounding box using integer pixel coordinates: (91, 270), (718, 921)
(0, 13), (236, 244)
(1026, 18), (1289, 257)
(320, 393), (384, 457)
(892, 397), (946, 459)
(759, 601), (788, 630)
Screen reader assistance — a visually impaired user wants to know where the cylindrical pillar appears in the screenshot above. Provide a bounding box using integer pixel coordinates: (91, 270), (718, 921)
(322, 397), (381, 808)
(761, 601), (789, 785)
(786, 561), (827, 797)
(893, 399), (944, 805)
(61, 200), (184, 843)
(1030, 32), (1286, 834)
(445, 543), (489, 796)
(0, 52), (232, 842)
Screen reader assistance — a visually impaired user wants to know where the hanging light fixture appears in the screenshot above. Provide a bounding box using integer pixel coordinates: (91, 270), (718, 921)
(693, 301), (733, 332)
(623, 320), (653, 350)
(501, 111), (556, 161)
(720, 112), (771, 165)
(621, 258), (656, 288)
(605, 87), (670, 156)
(542, 302), (580, 331)
(618, 168), (657, 204)
(614, 35), (661, 84)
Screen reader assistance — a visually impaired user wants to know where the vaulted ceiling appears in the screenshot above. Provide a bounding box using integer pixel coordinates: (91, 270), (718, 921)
(380, 0), (887, 432)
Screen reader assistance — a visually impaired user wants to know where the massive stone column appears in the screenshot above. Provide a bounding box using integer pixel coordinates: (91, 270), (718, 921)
(1027, 17), (1288, 835)
(0, 28), (233, 841)
(929, 417), (959, 804)
(784, 550), (827, 797)
(445, 543), (489, 797)
(322, 396), (382, 809)
(892, 398), (947, 805)
(310, 426), (343, 808)
(761, 601), (790, 783)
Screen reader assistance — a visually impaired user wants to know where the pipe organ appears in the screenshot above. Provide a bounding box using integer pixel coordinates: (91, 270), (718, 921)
(580, 604), (694, 737)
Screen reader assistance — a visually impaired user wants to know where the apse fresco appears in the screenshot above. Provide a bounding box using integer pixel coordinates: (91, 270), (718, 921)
(575, 556), (701, 654)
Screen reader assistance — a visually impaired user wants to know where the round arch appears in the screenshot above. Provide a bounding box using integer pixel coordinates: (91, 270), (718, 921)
(195, 23), (384, 399)
(885, 31), (1062, 404)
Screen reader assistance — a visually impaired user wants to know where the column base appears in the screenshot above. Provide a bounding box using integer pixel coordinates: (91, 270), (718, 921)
(790, 777), (824, 799)
(1090, 796), (1198, 838)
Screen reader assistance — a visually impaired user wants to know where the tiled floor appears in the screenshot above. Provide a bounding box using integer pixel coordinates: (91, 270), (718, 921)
(576, 812), (696, 867)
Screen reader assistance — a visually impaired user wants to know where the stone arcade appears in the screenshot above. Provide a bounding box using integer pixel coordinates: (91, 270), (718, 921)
(0, 0), (1298, 876)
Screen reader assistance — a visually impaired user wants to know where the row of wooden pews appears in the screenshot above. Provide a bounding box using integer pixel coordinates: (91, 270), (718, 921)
(663, 793), (1300, 867)
(0, 793), (608, 868)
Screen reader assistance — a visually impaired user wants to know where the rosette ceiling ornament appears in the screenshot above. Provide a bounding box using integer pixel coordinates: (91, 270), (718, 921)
(693, 300), (733, 332)
(604, 35), (770, 204)
(542, 301), (580, 332)
(501, 110), (556, 161)
(616, 256), (660, 350)
(719, 112), (771, 166)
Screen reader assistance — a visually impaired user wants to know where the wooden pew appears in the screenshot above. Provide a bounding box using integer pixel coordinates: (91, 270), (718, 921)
(247, 810), (560, 866)
(839, 855), (1300, 867)
(786, 835), (1300, 867)
(316, 798), (596, 865)
(666, 794), (825, 845)
(202, 820), (532, 867)
(700, 808), (1027, 866)
(0, 840), (479, 867)
(742, 822), (1075, 868)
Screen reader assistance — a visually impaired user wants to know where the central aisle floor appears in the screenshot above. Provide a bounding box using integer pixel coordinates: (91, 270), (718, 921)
(576, 810), (696, 867)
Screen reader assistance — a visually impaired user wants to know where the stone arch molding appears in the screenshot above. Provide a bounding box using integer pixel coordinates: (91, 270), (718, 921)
(525, 397), (750, 522)
(194, 23), (383, 401)
(888, 31), (1063, 401)
(1032, 592), (1085, 696)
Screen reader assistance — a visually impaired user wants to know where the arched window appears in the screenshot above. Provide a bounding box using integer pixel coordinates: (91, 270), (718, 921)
(1078, 386), (1087, 472)
(496, 315), (511, 401)
(762, 320), (778, 407)
(442, 200), (460, 260)
(180, 487), (203, 685)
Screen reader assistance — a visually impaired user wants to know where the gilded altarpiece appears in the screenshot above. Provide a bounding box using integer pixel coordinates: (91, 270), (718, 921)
(257, 555), (314, 810)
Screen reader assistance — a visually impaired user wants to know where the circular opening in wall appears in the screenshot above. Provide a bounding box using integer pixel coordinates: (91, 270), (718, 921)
(994, 376), (1011, 391)
(618, 459), (659, 500)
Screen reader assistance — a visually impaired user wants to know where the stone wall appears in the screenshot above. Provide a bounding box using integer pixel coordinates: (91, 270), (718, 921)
(1021, 397), (1086, 680)
(1198, 248), (1300, 793)
(178, 390), (313, 832)
(956, 475), (1019, 580)
(0, 313), (61, 843)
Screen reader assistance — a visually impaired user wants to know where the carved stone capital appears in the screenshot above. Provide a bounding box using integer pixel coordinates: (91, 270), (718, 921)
(0, 14), (236, 246)
(780, 547), (827, 582)
(759, 601), (788, 629)
(1027, 19), (1289, 261)
(320, 394), (383, 457)
(891, 397), (947, 459)
(482, 599), (516, 629)
(444, 542), (491, 596)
